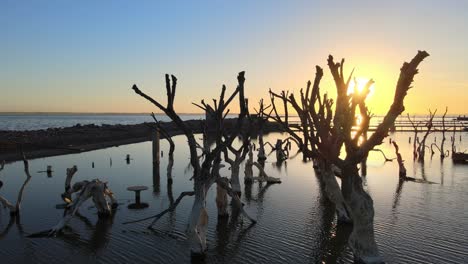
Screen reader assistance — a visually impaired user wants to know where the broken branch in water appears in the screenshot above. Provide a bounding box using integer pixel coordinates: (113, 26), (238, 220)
(370, 148), (395, 162)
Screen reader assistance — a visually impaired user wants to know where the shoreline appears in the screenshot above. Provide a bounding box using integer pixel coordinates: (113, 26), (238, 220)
(0, 118), (283, 162)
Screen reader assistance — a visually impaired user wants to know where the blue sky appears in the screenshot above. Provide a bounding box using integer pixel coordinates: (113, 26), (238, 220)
(1, 0), (467, 114)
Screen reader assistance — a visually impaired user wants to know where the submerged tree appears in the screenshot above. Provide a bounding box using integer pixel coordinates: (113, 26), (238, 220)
(431, 107), (449, 158)
(131, 72), (256, 257)
(150, 113), (175, 183)
(408, 109), (436, 161)
(269, 51), (429, 262)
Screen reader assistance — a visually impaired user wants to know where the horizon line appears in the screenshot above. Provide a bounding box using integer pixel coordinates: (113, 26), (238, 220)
(0, 111), (466, 117)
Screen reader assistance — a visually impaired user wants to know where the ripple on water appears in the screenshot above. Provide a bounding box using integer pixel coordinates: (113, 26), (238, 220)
(1, 132), (468, 263)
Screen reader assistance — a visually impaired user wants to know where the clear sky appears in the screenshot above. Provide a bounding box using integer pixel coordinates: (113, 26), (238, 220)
(1, 0), (467, 115)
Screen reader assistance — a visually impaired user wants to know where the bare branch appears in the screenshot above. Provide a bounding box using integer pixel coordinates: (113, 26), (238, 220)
(349, 50), (430, 164)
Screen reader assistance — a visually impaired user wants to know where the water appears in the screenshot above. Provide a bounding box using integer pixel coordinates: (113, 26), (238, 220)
(1, 113), (466, 132)
(0, 131), (467, 263)
(0, 114), (207, 131)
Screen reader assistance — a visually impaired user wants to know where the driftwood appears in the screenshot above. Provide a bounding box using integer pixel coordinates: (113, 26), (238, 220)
(34, 167), (118, 236)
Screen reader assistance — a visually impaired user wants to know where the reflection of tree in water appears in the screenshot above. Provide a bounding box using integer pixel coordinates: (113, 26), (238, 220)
(243, 182), (253, 204)
(440, 159), (445, 185)
(0, 214), (24, 240)
(393, 161), (438, 211)
(213, 207), (255, 258)
(51, 210), (117, 254)
(392, 179), (405, 209)
(311, 177), (352, 263)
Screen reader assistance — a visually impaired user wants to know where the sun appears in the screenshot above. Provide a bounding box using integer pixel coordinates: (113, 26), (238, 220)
(347, 77), (375, 98)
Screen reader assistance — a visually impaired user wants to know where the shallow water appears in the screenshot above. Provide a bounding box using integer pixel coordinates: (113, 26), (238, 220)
(0, 114), (207, 131)
(0, 132), (467, 263)
(1, 114), (464, 131)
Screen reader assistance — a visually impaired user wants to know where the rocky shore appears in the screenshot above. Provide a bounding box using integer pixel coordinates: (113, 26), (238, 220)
(0, 118), (283, 162)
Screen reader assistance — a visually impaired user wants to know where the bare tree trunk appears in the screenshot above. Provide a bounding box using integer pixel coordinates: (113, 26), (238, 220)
(392, 141), (407, 178)
(244, 147), (254, 183)
(187, 183), (209, 256)
(417, 110), (436, 162)
(257, 132), (266, 164)
(341, 167), (381, 264)
(319, 163), (351, 223)
(230, 162), (242, 196)
(216, 178), (229, 217)
(440, 107), (448, 158)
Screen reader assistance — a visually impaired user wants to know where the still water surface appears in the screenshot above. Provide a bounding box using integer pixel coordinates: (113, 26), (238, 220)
(0, 132), (467, 263)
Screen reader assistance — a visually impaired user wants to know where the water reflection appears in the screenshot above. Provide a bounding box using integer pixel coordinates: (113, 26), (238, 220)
(0, 132), (467, 263)
(73, 211), (116, 254)
(392, 179), (405, 209)
(0, 214), (24, 239)
(214, 211), (256, 255)
(440, 158), (445, 185)
(153, 162), (160, 196)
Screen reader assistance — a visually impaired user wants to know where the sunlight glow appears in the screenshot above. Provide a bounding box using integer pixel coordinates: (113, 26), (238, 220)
(347, 77), (375, 99)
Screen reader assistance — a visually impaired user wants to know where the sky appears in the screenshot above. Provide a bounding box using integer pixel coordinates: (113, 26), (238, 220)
(1, 0), (467, 115)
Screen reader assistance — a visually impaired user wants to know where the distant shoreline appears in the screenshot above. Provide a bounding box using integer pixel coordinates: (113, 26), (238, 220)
(1, 112), (466, 117)
(0, 118), (283, 162)
(0, 112), (207, 116)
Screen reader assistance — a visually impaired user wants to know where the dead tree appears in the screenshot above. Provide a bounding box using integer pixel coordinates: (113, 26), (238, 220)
(269, 66), (352, 224)
(244, 145), (255, 183)
(251, 99), (278, 179)
(271, 51), (429, 262)
(431, 107), (449, 158)
(325, 51), (429, 263)
(418, 109), (436, 161)
(407, 114), (421, 159)
(392, 141), (406, 178)
(252, 99), (273, 165)
(268, 90), (310, 161)
(451, 124), (468, 163)
(223, 144), (249, 197)
(151, 113), (175, 183)
(0, 155), (32, 216)
(408, 110), (436, 161)
(440, 107), (448, 157)
(131, 72), (256, 257)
